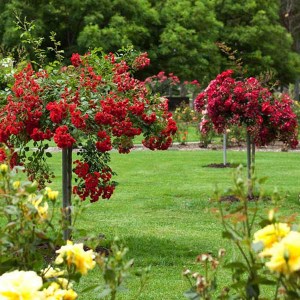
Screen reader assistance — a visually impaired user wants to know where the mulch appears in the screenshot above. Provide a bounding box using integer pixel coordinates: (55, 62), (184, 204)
(219, 195), (260, 203)
(203, 163), (241, 168)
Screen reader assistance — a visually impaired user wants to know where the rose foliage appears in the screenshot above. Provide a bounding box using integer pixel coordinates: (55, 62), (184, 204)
(0, 50), (177, 202)
(194, 70), (298, 148)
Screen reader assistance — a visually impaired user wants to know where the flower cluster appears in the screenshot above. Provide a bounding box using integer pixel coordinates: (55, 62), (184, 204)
(73, 159), (115, 202)
(55, 240), (95, 275)
(0, 49), (176, 202)
(254, 221), (300, 275)
(183, 250), (226, 299)
(194, 70), (298, 148)
(0, 239), (96, 300)
(132, 52), (150, 70)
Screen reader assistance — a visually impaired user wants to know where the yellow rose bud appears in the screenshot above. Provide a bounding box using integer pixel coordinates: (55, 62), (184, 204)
(0, 164), (8, 174)
(268, 209), (275, 221)
(12, 181), (20, 189)
(115, 251), (123, 261)
(45, 187), (59, 201)
(48, 190), (59, 201)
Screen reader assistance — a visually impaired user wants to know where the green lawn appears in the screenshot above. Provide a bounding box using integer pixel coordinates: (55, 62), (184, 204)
(43, 149), (300, 299)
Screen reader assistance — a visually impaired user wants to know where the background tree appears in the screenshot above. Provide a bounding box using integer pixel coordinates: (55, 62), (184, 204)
(280, 0), (300, 99)
(77, 0), (159, 54)
(152, 0), (222, 83)
(215, 0), (300, 86)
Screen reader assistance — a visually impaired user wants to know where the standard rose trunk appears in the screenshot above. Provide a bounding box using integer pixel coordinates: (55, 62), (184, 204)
(62, 147), (72, 240)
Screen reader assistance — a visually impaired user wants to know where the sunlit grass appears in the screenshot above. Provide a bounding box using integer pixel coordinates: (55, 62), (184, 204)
(40, 149), (300, 299)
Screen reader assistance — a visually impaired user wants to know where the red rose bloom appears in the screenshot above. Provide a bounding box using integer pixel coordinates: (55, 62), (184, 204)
(71, 53), (82, 67)
(53, 125), (76, 148)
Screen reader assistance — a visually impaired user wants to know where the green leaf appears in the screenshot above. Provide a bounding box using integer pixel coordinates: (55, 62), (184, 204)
(224, 261), (248, 271)
(25, 181), (38, 193)
(0, 258), (19, 275)
(6, 222), (17, 229)
(222, 229), (242, 241)
(256, 276), (276, 285)
(68, 272), (82, 283)
(258, 219), (270, 227)
(46, 152), (52, 158)
(81, 284), (100, 293)
(258, 176), (268, 184)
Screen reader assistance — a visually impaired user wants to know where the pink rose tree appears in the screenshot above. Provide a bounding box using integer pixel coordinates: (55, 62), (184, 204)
(145, 71), (201, 99)
(0, 49), (177, 238)
(195, 70), (298, 194)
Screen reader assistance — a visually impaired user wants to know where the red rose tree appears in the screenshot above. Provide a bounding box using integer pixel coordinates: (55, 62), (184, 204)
(0, 49), (177, 238)
(195, 70), (298, 192)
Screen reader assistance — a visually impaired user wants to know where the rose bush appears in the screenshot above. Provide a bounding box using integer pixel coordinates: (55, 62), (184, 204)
(0, 159), (63, 271)
(185, 166), (300, 299)
(0, 161), (148, 299)
(0, 49), (177, 203)
(195, 70), (298, 148)
(172, 102), (201, 144)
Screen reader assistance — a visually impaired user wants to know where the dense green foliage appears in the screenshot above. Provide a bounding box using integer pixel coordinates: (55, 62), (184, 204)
(0, 0), (299, 85)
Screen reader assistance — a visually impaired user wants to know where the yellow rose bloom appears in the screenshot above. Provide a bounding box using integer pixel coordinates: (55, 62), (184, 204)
(31, 197), (49, 221)
(55, 240), (96, 275)
(42, 266), (68, 289)
(0, 270), (44, 300)
(266, 231), (300, 275)
(253, 223), (290, 250)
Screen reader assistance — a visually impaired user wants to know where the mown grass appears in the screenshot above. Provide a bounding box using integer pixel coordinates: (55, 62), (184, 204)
(42, 149), (300, 299)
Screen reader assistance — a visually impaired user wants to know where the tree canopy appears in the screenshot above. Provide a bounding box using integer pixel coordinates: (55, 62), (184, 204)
(0, 0), (299, 86)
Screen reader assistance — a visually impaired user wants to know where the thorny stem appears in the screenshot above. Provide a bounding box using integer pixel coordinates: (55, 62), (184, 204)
(249, 203), (259, 232)
(274, 275), (281, 300)
(235, 241), (252, 273)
